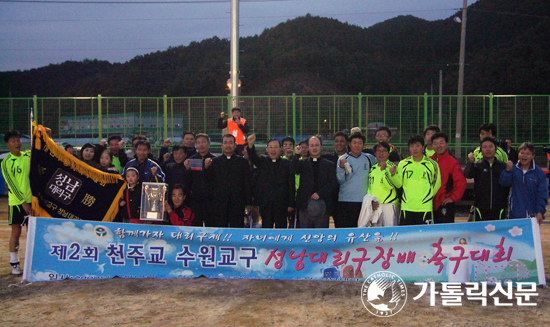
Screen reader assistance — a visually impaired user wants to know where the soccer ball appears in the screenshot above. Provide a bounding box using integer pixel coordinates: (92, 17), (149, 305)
(416, 252), (432, 266)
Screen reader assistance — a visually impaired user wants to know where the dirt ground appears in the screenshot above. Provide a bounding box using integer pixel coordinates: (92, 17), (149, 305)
(0, 195), (549, 326)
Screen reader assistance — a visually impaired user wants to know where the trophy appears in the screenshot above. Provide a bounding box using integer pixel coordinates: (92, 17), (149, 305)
(141, 182), (167, 221)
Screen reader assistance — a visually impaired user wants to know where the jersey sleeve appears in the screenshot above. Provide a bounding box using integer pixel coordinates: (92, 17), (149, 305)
(388, 162), (403, 189)
(431, 159), (442, 194)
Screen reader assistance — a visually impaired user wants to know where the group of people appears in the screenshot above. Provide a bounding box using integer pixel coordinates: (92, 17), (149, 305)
(93, 110), (549, 230)
(2, 109), (548, 275)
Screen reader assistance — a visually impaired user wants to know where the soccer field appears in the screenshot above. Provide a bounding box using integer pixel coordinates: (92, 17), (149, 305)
(0, 196), (549, 326)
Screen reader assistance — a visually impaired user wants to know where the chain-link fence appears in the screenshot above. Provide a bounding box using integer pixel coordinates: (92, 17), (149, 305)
(1, 94), (549, 165)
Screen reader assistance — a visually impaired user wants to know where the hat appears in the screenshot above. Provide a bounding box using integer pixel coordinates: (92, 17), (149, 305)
(231, 107), (241, 112)
(125, 166), (140, 179)
(307, 199), (326, 217)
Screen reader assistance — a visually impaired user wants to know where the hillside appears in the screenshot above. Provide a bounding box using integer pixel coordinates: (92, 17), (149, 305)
(1, 0), (549, 97)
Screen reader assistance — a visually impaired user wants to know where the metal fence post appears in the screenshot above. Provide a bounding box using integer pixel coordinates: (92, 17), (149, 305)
(317, 97), (320, 135)
(98, 94), (102, 141)
(163, 95), (168, 140)
(267, 97), (271, 139)
(9, 98), (13, 130)
(423, 92), (428, 128)
(227, 94), (232, 112)
(365, 95), (369, 139)
(33, 95), (38, 126)
(358, 93), (362, 129)
(488, 93), (494, 123)
(253, 97), (256, 133)
(530, 96), (533, 142)
(292, 93), (296, 140)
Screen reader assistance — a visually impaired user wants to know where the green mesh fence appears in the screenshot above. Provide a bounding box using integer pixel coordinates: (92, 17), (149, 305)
(1, 94), (549, 165)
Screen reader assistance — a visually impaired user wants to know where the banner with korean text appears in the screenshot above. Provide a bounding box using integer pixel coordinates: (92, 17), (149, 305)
(23, 217), (545, 284)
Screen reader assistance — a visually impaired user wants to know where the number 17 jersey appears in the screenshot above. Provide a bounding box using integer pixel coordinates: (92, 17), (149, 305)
(389, 155), (441, 213)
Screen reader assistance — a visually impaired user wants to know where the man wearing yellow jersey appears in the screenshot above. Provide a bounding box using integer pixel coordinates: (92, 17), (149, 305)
(368, 141), (400, 226)
(423, 125), (440, 157)
(364, 126), (401, 162)
(2, 129), (32, 275)
(471, 123), (508, 162)
(389, 135), (441, 225)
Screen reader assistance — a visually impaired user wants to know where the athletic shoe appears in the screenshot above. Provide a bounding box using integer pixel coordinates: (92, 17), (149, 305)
(11, 263), (22, 275)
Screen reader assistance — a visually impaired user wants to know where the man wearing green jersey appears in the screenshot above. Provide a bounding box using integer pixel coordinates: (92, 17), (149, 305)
(2, 129), (33, 275)
(389, 135), (441, 225)
(423, 125), (440, 157)
(471, 123), (508, 162)
(368, 141), (400, 226)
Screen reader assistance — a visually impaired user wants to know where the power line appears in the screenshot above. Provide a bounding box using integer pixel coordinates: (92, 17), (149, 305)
(0, 37), (189, 41)
(0, 9), (457, 23)
(2, 17), (224, 22)
(0, 0), (289, 4)
(0, 8), (457, 48)
(0, 47), (163, 51)
(468, 8), (550, 20)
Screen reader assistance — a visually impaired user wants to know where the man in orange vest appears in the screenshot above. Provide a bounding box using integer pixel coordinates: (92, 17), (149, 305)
(218, 107), (249, 155)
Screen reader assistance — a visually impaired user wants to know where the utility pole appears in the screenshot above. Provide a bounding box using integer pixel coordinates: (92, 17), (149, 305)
(455, 0), (467, 160)
(230, 0), (240, 109)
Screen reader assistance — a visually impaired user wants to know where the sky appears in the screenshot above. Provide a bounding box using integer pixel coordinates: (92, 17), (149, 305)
(0, 0), (479, 72)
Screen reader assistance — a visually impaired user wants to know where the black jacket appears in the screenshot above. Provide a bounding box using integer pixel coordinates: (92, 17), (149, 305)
(164, 161), (187, 189)
(119, 183), (142, 223)
(291, 155), (338, 211)
(506, 148), (518, 164)
(322, 152), (340, 167)
(184, 152), (216, 202)
(463, 159), (510, 210)
(248, 145), (295, 209)
(204, 154), (252, 214)
(159, 146), (197, 165)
